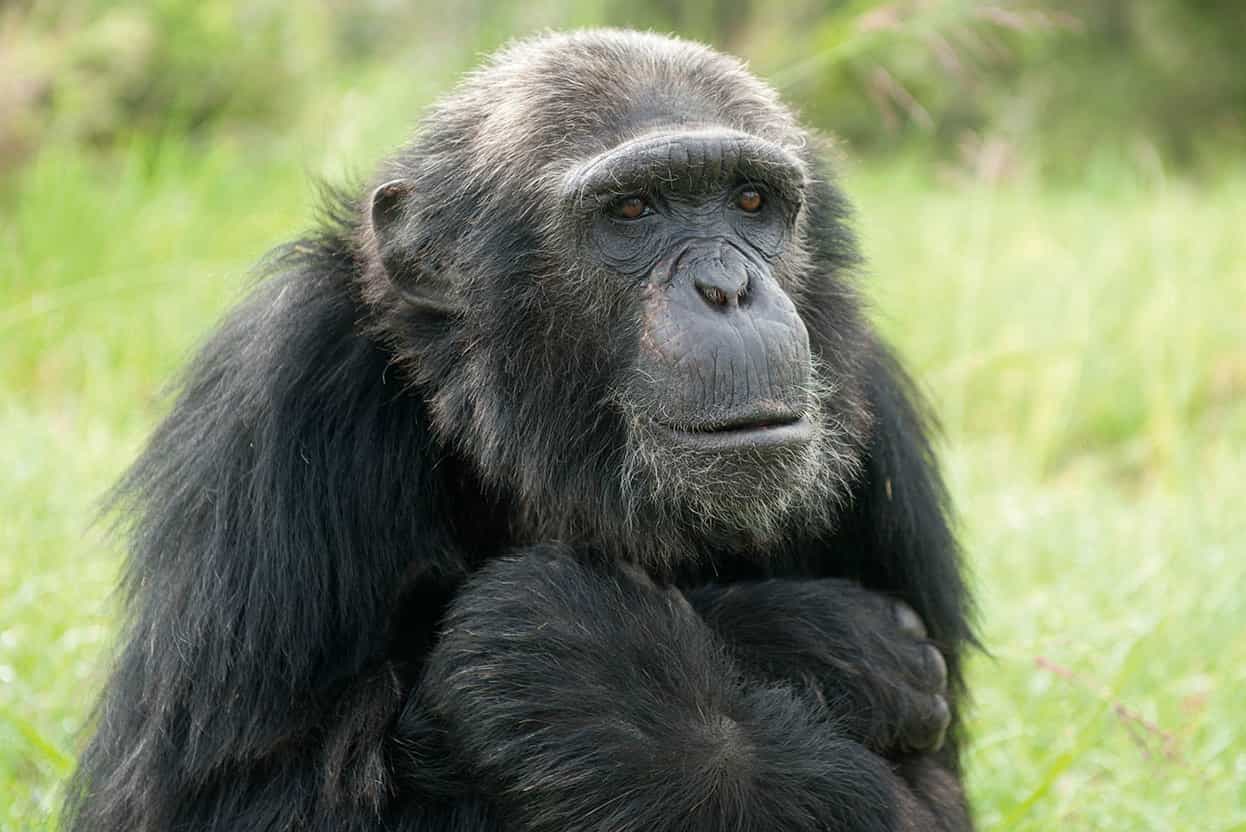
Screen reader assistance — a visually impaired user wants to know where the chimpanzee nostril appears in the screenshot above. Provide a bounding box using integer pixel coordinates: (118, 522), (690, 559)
(694, 274), (748, 309)
(696, 282), (729, 307)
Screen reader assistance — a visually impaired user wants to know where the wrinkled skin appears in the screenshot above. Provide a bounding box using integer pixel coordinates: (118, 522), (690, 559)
(64, 29), (974, 832)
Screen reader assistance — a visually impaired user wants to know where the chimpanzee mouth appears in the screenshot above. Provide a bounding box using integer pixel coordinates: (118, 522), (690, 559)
(651, 411), (814, 451)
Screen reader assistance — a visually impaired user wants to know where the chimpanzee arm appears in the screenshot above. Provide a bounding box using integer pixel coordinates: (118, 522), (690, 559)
(62, 276), (507, 832)
(686, 578), (952, 756)
(406, 546), (945, 832)
(827, 343), (975, 812)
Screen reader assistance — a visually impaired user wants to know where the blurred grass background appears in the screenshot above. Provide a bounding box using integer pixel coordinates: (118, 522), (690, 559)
(1, 1), (1244, 829)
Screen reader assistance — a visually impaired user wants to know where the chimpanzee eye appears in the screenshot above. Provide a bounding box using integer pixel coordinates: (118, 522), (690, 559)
(610, 195), (651, 220)
(735, 188), (764, 213)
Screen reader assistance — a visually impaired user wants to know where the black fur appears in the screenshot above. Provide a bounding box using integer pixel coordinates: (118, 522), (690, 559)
(65, 30), (973, 832)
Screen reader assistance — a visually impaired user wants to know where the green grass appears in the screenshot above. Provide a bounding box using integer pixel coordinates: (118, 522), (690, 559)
(2, 107), (1244, 829)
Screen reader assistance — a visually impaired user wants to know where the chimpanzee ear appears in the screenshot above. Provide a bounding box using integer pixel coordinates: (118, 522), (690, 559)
(368, 178), (461, 316)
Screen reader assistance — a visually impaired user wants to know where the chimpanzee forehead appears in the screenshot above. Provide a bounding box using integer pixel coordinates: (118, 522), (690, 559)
(617, 87), (725, 134)
(575, 70), (794, 150)
(433, 30), (809, 204)
(471, 30), (801, 149)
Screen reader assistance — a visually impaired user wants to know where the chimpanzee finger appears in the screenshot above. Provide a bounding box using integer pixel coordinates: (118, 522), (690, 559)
(923, 643), (948, 693)
(901, 693), (950, 753)
(893, 601), (928, 639)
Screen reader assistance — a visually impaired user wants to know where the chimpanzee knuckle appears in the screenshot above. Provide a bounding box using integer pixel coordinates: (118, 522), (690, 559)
(902, 694), (951, 754)
(926, 695), (952, 751)
(923, 643), (949, 693)
(893, 601), (928, 639)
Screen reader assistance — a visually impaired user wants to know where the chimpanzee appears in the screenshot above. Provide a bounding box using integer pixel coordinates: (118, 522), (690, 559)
(65, 28), (974, 832)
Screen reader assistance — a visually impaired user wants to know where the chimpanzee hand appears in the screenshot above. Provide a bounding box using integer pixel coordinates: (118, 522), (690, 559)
(687, 579), (952, 757)
(414, 547), (920, 832)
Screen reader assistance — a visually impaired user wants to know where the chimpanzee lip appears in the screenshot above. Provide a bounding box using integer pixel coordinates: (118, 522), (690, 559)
(651, 412), (814, 450)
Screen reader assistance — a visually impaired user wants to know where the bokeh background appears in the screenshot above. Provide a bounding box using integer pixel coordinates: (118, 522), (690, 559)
(2, 1), (1244, 829)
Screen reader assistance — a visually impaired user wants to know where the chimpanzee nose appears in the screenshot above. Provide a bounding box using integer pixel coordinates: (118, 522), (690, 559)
(693, 269), (749, 309)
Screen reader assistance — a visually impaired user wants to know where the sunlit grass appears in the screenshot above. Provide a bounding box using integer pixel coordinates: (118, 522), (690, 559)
(2, 118), (1244, 829)
(854, 164), (1246, 830)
